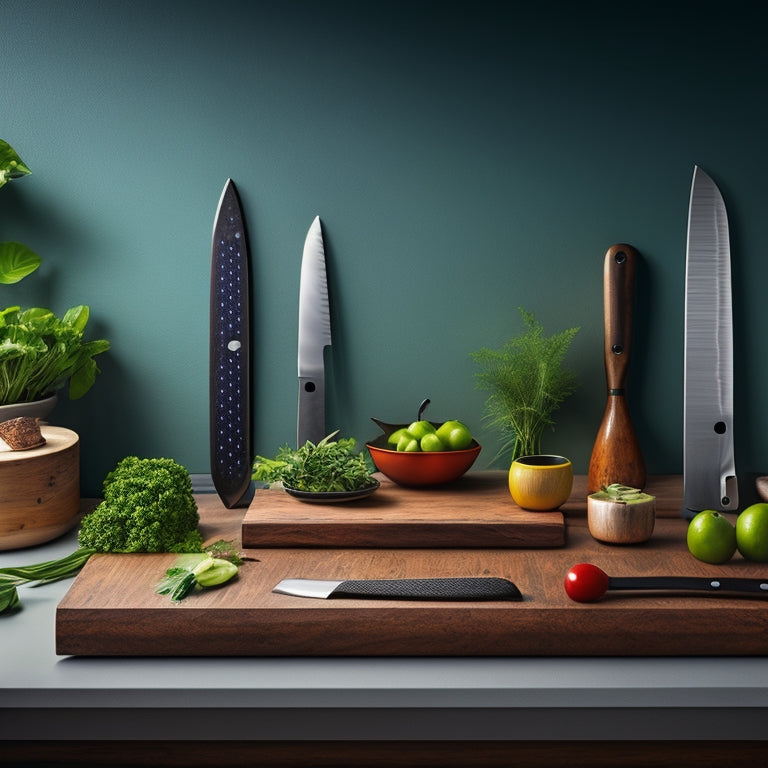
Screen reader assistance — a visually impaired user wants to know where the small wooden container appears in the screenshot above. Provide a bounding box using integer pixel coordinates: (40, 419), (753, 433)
(587, 487), (655, 544)
(0, 426), (80, 551)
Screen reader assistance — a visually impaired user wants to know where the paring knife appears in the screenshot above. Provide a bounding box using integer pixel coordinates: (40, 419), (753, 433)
(297, 215), (332, 447)
(683, 166), (738, 518)
(273, 577), (523, 601)
(210, 179), (252, 509)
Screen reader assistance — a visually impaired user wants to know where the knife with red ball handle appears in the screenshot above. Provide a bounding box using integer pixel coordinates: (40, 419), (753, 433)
(565, 563), (768, 602)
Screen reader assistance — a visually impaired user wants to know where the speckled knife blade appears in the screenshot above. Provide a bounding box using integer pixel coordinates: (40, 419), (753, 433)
(683, 166), (737, 517)
(210, 179), (251, 508)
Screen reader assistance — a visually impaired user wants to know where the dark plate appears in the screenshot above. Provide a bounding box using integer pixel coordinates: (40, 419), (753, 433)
(283, 478), (380, 503)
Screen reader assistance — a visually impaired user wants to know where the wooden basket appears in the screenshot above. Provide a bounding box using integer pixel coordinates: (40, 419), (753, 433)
(0, 426), (80, 551)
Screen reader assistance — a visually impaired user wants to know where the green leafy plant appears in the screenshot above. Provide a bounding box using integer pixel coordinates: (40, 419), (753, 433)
(0, 458), (247, 616)
(78, 456), (203, 553)
(253, 431), (376, 492)
(0, 139), (109, 405)
(0, 304), (110, 404)
(0, 139), (41, 285)
(471, 307), (579, 462)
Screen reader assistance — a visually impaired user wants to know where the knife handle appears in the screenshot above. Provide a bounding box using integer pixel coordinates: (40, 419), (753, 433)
(331, 577), (522, 602)
(297, 375), (326, 446)
(603, 244), (638, 392)
(609, 576), (768, 596)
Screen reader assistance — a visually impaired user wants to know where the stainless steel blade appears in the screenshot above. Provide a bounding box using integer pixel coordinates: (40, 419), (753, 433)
(297, 215), (331, 446)
(210, 179), (252, 508)
(683, 166), (737, 517)
(273, 578), (343, 599)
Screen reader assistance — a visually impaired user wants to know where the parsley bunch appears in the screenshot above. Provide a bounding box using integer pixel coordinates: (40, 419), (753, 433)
(253, 431), (375, 493)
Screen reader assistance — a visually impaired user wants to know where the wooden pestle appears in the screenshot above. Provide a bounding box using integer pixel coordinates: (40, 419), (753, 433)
(587, 244), (646, 493)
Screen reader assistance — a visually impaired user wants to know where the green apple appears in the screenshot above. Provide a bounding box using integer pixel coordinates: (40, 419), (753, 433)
(435, 420), (473, 450)
(420, 432), (446, 452)
(736, 503), (768, 562)
(686, 510), (737, 564)
(396, 432), (420, 452)
(387, 427), (411, 448)
(407, 420), (436, 440)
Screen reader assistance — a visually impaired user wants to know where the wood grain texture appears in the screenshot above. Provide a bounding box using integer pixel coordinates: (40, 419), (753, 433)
(0, 426), (80, 550)
(588, 244), (646, 492)
(55, 474), (768, 657)
(7, 740), (768, 768)
(242, 471), (565, 548)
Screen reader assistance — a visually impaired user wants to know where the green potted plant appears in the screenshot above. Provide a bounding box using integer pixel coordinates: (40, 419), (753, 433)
(0, 139), (109, 419)
(471, 307), (579, 463)
(0, 139), (40, 286)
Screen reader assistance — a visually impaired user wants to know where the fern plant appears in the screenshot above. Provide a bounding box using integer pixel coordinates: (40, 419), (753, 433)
(471, 307), (579, 462)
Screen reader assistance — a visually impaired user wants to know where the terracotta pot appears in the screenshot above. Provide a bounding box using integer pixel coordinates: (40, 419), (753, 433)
(508, 454), (573, 511)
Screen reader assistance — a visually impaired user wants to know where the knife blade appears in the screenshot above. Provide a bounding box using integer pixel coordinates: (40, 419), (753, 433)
(297, 215), (332, 446)
(273, 577), (523, 601)
(683, 166), (738, 518)
(209, 179), (252, 508)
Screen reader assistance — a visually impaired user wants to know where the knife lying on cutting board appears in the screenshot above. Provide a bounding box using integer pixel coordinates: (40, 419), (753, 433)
(273, 577), (523, 601)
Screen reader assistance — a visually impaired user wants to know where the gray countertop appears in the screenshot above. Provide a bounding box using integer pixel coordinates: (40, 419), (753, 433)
(2, 524), (768, 743)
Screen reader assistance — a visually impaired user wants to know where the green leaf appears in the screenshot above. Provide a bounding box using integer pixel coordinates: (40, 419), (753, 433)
(62, 305), (90, 332)
(0, 242), (42, 284)
(0, 139), (31, 188)
(0, 581), (21, 614)
(68, 357), (99, 399)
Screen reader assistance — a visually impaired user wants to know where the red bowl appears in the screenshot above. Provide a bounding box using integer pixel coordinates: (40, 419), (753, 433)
(366, 435), (482, 487)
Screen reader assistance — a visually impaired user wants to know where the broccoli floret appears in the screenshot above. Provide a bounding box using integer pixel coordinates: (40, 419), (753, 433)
(78, 457), (203, 553)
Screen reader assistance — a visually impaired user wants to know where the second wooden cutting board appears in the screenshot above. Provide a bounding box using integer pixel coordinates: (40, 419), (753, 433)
(241, 471), (566, 548)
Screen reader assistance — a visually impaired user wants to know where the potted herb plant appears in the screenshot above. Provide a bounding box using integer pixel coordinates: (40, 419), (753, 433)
(0, 139), (109, 419)
(0, 139), (40, 286)
(471, 307), (579, 463)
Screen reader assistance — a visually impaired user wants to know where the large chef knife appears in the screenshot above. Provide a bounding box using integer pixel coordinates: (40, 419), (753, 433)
(297, 215), (331, 446)
(273, 577), (523, 601)
(210, 179), (252, 508)
(683, 166), (738, 518)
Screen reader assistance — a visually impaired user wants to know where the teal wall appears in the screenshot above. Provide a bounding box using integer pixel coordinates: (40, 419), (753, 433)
(3, 0), (767, 496)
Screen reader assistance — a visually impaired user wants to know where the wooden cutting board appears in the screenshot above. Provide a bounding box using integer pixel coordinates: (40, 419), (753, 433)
(56, 475), (768, 657)
(241, 471), (566, 548)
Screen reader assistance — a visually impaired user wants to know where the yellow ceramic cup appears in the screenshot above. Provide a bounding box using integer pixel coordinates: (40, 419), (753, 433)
(508, 455), (573, 511)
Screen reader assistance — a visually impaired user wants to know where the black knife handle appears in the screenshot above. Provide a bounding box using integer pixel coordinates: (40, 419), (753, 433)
(609, 576), (768, 595)
(330, 578), (522, 602)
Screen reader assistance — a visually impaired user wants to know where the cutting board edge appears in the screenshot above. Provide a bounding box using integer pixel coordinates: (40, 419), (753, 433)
(55, 603), (768, 657)
(241, 519), (566, 549)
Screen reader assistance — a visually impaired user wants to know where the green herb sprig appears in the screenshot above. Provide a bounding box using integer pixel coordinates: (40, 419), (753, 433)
(253, 431), (375, 493)
(155, 546), (241, 603)
(471, 307), (579, 462)
(0, 548), (96, 614)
